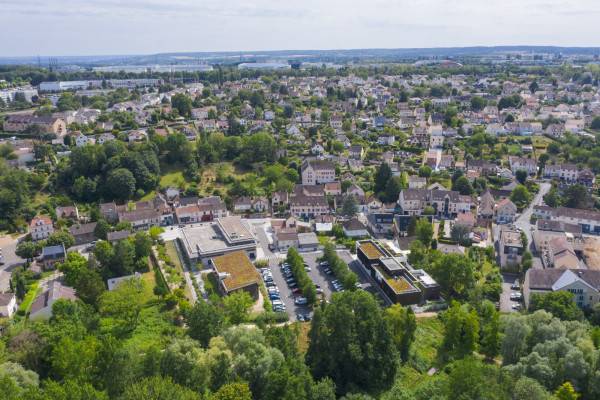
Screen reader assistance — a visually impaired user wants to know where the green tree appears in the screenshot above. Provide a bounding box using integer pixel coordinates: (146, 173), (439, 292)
(159, 338), (210, 393)
(120, 376), (200, 400)
(106, 168), (136, 201)
(446, 358), (506, 400)
(46, 231), (75, 249)
(211, 382), (252, 400)
(94, 219), (111, 240)
(384, 305), (416, 362)
(418, 165), (432, 178)
(186, 300), (225, 348)
(306, 290), (398, 394)
(171, 94), (193, 118)
(15, 241), (38, 261)
(478, 301), (500, 360)
(133, 231), (152, 259)
(223, 291), (253, 325)
(513, 377), (552, 400)
(510, 185), (532, 208)
(383, 176), (404, 203)
(515, 169), (528, 185)
(428, 253), (475, 299)
(563, 184), (591, 209)
(29, 379), (109, 400)
(441, 303), (480, 360)
(451, 175), (473, 195)
(415, 218), (433, 247)
(555, 382), (579, 400)
(341, 195), (358, 217)
(51, 336), (99, 383)
(374, 163), (392, 195)
(529, 291), (584, 321)
(543, 187), (561, 208)
(98, 278), (146, 337)
(470, 96), (487, 111)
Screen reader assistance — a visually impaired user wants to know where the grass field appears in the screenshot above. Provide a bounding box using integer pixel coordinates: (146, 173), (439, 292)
(159, 168), (185, 189)
(18, 281), (41, 315)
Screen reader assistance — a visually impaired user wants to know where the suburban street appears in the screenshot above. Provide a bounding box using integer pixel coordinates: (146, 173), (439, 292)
(0, 234), (25, 292)
(514, 181), (551, 251)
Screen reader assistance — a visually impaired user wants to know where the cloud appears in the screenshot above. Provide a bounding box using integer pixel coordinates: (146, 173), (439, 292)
(1, 0), (600, 56)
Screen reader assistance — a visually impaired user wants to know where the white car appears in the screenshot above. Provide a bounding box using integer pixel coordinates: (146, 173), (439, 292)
(294, 297), (308, 305)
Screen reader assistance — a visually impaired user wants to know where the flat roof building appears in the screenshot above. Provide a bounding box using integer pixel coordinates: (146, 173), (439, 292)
(212, 251), (260, 299)
(179, 216), (257, 265)
(356, 240), (440, 305)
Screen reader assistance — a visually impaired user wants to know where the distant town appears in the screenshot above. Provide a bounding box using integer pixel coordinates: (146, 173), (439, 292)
(1, 48), (600, 399)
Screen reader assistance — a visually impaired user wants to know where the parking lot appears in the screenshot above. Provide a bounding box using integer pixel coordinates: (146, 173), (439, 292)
(261, 249), (390, 322)
(264, 258), (312, 321)
(500, 273), (523, 312)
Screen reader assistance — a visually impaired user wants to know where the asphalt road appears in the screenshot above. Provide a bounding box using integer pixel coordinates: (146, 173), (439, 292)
(0, 235), (25, 292)
(514, 181), (551, 251)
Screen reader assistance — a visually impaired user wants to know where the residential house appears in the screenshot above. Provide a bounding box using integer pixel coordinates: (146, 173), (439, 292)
(29, 280), (77, 320)
(41, 245), (66, 269)
(343, 218), (369, 238)
(30, 216), (54, 241)
(349, 145), (364, 159)
(495, 198), (517, 224)
(377, 135), (395, 146)
(301, 159), (336, 185)
(0, 293), (17, 318)
(55, 206), (79, 220)
(509, 156), (537, 175)
(523, 269), (600, 309)
(498, 227), (524, 269)
(3, 115), (67, 136)
(69, 222), (97, 245)
(408, 175), (427, 189)
(534, 206), (600, 235)
(478, 190), (495, 219)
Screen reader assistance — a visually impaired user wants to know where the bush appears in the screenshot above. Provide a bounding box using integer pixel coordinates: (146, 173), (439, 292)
(286, 248), (317, 305)
(322, 243), (358, 290)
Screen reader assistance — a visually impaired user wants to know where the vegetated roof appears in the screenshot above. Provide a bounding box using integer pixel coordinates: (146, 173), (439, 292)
(212, 251), (260, 292)
(359, 241), (385, 259)
(387, 276), (414, 293)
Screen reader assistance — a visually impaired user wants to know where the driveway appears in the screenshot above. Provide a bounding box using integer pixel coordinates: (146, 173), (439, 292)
(500, 273), (521, 313)
(0, 234), (25, 292)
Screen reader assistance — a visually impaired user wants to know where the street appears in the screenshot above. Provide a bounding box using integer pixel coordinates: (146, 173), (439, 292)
(514, 181), (551, 253)
(0, 234), (25, 292)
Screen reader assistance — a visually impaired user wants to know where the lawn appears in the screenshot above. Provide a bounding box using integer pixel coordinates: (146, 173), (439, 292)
(159, 168), (185, 189)
(19, 281), (41, 315)
(164, 241), (194, 302)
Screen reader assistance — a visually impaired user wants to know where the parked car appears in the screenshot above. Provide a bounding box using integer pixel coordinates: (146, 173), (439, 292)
(294, 297), (308, 305)
(511, 280), (520, 290)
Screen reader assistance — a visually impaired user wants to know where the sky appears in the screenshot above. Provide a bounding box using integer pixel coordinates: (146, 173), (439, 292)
(1, 0), (600, 57)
